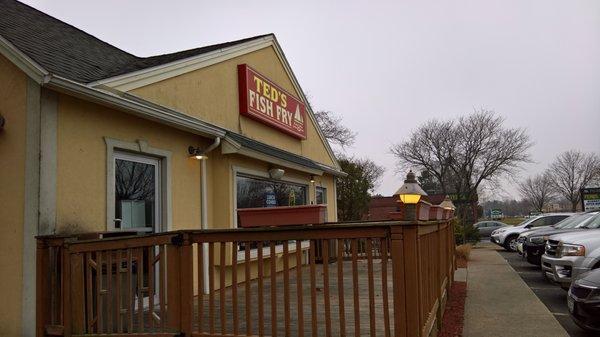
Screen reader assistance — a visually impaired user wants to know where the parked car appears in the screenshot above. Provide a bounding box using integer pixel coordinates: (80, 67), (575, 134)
(516, 214), (580, 255)
(568, 268), (600, 332)
(518, 212), (600, 265)
(490, 213), (573, 252)
(473, 220), (507, 236)
(542, 220), (600, 289)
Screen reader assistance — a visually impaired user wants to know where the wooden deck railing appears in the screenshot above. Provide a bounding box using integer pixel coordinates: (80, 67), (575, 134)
(37, 220), (455, 337)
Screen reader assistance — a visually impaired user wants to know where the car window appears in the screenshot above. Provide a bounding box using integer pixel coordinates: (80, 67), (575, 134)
(529, 217), (547, 227)
(555, 214), (582, 229)
(582, 214), (600, 229)
(573, 213), (600, 228)
(546, 216), (569, 226)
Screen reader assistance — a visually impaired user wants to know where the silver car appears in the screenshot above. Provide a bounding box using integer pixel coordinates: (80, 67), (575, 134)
(473, 220), (507, 236)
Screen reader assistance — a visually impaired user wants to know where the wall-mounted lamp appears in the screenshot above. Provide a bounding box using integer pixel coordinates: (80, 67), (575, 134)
(269, 168), (285, 180)
(188, 146), (208, 160)
(310, 175), (315, 183)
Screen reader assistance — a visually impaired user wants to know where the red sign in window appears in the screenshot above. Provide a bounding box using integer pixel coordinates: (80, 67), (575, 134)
(238, 64), (307, 139)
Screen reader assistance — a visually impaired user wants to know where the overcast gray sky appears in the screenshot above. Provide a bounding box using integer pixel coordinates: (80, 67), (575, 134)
(23, 0), (600, 199)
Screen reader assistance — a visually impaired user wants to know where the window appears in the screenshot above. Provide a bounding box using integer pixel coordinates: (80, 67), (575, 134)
(235, 173), (308, 251)
(236, 174), (307, 209)
(113, 152), (160, 232)
(316, 186), (327, 205)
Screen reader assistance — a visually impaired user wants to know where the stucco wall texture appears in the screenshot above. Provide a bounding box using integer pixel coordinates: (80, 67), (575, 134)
(0, 54), (27, 336)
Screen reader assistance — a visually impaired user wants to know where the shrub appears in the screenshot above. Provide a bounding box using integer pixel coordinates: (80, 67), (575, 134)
(455, 244), (473, 261)
(453, 219), (480, 245)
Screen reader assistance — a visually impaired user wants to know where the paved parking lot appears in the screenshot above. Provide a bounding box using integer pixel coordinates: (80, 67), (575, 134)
(498, 249), (595, 337)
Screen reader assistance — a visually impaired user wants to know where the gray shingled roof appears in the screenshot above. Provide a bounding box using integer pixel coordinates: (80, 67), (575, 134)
(0, 0), (271, 83)
(226, 132), (324, 171)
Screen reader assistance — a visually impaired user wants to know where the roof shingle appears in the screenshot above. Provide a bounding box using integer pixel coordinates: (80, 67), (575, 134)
(0, 0), (270, 83)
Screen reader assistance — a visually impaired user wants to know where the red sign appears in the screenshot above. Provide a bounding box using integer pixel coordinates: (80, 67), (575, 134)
(238, 64), (307, 139)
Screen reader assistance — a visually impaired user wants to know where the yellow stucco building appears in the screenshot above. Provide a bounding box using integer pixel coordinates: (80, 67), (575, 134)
(0, 1), (343, 335)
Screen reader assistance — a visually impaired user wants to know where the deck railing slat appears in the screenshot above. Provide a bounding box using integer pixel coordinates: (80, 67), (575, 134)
(257, 242), (264, 337)
(296, 241), (304, 337)
(244, 243), (251, 336)
(322, 239), (331, 337)
(208, 242), (215, 334)
(219, 242), (227, 335)
(269, 241), (277, 337)
(309, 240), (317, 337)
(231, 241), (239, 336)
(197, 243), (204, 333)
(337, 238), (346, 337)
(367, 239), (376, 337)
(351, 239), (360, 337)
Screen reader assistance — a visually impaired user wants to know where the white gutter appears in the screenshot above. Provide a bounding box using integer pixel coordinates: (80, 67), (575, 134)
(200, 137), (221, 293)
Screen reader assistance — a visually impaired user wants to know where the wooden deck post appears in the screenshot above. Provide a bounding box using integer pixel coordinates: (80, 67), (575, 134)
(166, 238), (182, 331)
(390, 225), (407, 337)
(179, 233), (194, 335)
(435, 224), (443, 332)
(69, 252), (85, 334)
(36, 239), (50, 337)
(402, 224), (421, 337)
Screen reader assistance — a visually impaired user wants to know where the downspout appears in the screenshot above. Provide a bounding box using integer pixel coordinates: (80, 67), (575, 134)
(201, 137), (221, 293)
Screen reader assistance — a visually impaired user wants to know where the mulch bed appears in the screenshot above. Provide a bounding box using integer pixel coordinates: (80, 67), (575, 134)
(439, 281), (467, 337)
(456, 257), (468, 268)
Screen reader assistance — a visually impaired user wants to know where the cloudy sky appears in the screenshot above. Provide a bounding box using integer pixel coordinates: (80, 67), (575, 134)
(23, 0), (600, 199)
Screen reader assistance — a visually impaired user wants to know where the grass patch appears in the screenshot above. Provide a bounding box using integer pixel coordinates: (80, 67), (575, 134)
(500, 217), (526, 226)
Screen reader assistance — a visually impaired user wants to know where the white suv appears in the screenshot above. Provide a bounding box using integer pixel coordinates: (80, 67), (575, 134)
(490, 213), (573, 251)
(542, 218), (600, 289)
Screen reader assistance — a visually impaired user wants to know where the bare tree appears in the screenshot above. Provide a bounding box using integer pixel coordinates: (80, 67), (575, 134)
(391, 109), (532, 226)
(518, 172), (555, 212)
(314, 110), (356, 148)
(548, 150), (600, 211)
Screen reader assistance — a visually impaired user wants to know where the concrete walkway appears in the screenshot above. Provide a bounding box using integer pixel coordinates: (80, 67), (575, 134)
(463, 244), (569, 337)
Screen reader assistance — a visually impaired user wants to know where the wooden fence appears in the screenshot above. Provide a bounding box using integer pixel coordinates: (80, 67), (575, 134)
(37, 220), (455, 337)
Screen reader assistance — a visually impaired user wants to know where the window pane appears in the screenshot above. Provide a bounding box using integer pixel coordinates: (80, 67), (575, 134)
(236, 175), (307, 209)
(115, 158), (156, 229)
(316, 186), (327, 205)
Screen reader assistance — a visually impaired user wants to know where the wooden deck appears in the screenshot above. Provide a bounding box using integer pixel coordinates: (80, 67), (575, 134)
(192, 260), (394, 337)
(38, 221), (455, 337)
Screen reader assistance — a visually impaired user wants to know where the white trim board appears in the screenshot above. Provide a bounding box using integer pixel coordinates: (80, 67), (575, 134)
(22, 78), (41, 337)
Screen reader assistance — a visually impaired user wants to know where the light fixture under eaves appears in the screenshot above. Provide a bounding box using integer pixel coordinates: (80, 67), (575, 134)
(269, 168), (285, 180)
(188, 146), (208, 160)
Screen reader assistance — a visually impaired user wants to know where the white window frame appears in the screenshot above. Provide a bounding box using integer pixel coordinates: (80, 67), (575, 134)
(232, 165), (311, 260)
(105, 138), (172, 232)
(112, 152), (161, 233)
